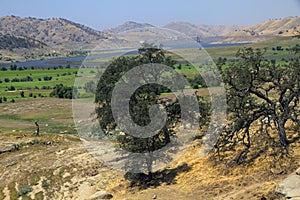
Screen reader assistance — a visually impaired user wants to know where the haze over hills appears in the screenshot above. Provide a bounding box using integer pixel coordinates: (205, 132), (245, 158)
(163, 21), (242, 38)
(104, 21), (155, 34)
(0, 15), (299, 51)
(104, 21), (242, 42)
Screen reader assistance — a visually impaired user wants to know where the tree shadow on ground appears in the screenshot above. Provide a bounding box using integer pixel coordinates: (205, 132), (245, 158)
(124, 163), (191, 190)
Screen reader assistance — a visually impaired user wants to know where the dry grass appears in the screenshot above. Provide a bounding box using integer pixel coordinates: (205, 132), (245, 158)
(105, 138), (300, 200)
(0, 98), (299, 199)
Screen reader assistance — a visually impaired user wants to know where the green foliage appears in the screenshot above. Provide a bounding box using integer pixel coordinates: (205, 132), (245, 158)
(42, 180), (49, 189)
(10, 64), (17, 71)
(50, 84), (78, 99)
(0, 68), (73, 102)
(8, 85), (15, 91)
(290, 44), (300, 54)
(95, 43), (204, 176)
(43, 76), (52, 81)
(20, 91), (25, 98)
(84, 80), (96, 93)
(216, 47), (300, 164)
(189, 75), (207, 89)
(177, 63), (182, 70)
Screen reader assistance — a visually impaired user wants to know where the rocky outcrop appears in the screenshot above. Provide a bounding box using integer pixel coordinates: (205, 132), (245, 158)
(276, 167), (300, 199)
(88, 191), (113, 200)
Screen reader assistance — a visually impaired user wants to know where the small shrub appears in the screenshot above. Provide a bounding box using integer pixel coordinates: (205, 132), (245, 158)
(20, 91), (25, 98)
(177, 64), (182, 70)
(42, 180), (49, 189)
(50, 84), (78, 99)
(18, 184), (32, 196)
(12, 78), (20, 82)
(43, 76), (52, 81)
(8, 86), (15, 91)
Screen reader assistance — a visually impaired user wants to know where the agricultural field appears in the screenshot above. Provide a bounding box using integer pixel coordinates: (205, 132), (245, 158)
(0, 36), (299, 103)
(0, 67), (99, 102)
(206, 36), (300, 62)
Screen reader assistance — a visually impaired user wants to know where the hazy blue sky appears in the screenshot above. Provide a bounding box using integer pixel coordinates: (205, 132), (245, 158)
(0, 0), (299, 30)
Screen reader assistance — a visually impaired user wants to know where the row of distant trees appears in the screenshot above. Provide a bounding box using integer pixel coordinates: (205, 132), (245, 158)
(0, 64), (73, 71)
(272, 44), (300, 51)
(0, 84), (76, 104)
(0, 72), (76, 84)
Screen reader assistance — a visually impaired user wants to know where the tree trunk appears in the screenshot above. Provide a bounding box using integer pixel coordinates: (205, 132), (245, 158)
(146, 139), (153, 181)
(148, 171), (153, 180)
(35, 121), (39, 136)
(163, 127), (170, 144)
(278, 120), (289, 151)
(146, 151), (153, 179)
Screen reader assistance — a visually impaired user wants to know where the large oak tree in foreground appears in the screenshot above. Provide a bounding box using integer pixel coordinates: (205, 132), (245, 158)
(95, 43), (208, 180)
(216, 47), (300, 164)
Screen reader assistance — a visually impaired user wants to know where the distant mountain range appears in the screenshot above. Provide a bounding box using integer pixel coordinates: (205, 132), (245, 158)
(104, 21), (155, 34)
(163, 22), (242, 38)
(0, 15), (299, 50)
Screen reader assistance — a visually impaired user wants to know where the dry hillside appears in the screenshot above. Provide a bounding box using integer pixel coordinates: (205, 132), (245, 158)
(0, 32), (47, 50)
(1, 98), (299, 199)
(0, 16), (107, 47)
(219, 16), (300, 43)
(163, 22), (242, 38)
(104, 21), (155, 34)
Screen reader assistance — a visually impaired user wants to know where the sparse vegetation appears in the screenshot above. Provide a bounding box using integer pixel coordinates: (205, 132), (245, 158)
(18, 184), (32, 196)
(215, 47), (300, 165)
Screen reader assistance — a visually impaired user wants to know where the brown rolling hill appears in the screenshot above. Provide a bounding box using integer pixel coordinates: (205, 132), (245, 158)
(104, 21), (155, 34)
(0, 15), (299, 51)
(0, 15), (107, 48)
(218, 16), (300, 43)
(0, 32), (47, 50)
